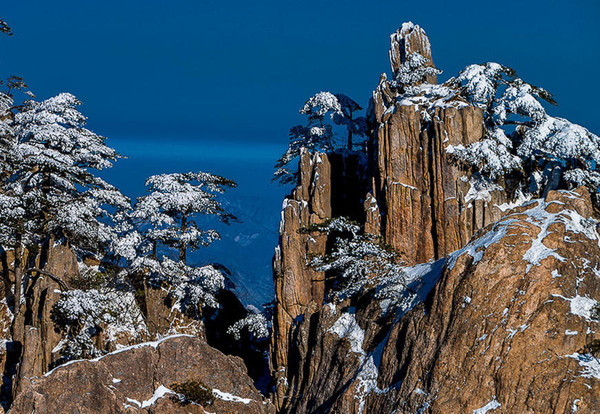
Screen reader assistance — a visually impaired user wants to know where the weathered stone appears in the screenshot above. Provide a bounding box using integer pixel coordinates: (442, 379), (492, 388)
(389, 22), (436, 84)
(274, 188), (600, 413)
(143, 285), (204, 340)
(371, 28), (509, 265)
(271, 149), (332, 410)
(12, 243), (78, 396)
(10, 335), (275, 414)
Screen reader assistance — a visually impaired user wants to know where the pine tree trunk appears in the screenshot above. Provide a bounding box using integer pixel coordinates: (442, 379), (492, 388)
(12, 241), (25, 345)
(179, 215), (187, 265)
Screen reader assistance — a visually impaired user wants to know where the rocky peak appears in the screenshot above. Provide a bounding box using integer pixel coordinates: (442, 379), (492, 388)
(370, 23), (510, 265)
(269, 22), (600, 414)
(278, 187), (600, 413)
(388, 22), (436, 84)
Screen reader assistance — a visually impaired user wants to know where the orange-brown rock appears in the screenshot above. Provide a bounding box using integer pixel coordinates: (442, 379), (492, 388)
(271, 149), (332, 409)
(10, 335), (275, 414)
(12, 243), (79, 396)
(370, 25), (509, 265)
(275, 188), (600, 413)
(388, 22), (436, 84)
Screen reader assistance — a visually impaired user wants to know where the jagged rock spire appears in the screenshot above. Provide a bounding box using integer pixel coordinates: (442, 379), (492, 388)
(389, 22), (437, 84)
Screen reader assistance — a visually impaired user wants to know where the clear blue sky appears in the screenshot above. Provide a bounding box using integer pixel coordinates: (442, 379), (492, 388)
(1, 0), (598, 305)
(2, 0), (599, 145)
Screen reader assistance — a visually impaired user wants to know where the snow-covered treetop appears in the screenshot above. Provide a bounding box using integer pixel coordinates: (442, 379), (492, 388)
(0, 18), (11, 36)
(15, 93), (120, 176)
(442, 62), (600, 193)
(300, 91), (343, 121)
(392, 52), (441, 89)
(130, 171), (236, 266)
(0, 92), (128, 253)
(134, 172), (236, 225)
(275, 92), (367, 184)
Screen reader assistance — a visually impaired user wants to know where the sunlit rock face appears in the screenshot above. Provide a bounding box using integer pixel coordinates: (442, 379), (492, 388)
(273, 186), (600, 414)
(270, 22), (600, 414)
(10, 335), (275, 414)
(371, 23), (511, 265)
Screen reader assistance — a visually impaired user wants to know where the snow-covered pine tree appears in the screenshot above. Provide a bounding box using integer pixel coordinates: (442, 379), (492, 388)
(12, 93), (130, 251)
(274, 91), (367, 184)
(133, 172), (236, 264)
(444, 63), (600, 194)
(305, 217), (407, 300)
(0, 92), (129, 312)
(0, 17), (11, 36)
(392, 52), (441, 90)
(129, 171), (237, 313)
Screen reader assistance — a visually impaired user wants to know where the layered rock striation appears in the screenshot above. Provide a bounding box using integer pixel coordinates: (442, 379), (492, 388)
(270, 22), (600, 414)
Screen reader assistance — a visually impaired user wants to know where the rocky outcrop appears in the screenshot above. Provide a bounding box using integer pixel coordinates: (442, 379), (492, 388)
(0, 241), (258, 410)
(270, 23), (515, 412)
(370, 23), (509, 265)
(10, 243), (78, 397)
(10, 335), (275, 414)
(271, 149), (332, 408)
(275, 188), (600, 413)
(388, 22), (437, 84)
(270, 22), (600, 414)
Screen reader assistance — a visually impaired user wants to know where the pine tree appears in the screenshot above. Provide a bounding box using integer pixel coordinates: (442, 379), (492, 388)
(444, 63), (600, 193)
(274, 91), (366, 184)
(0, 93), (129, 315)
(128, 171), (237, 313)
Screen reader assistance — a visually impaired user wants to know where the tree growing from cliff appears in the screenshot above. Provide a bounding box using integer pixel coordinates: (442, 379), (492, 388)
(274, 91), (366, 184)
(128, 172), (237, 313)
(392, 52), (441, 90)
(0, 93), (129, 311)
(306, 217), (406, 300)
(444, 63), (600, 194)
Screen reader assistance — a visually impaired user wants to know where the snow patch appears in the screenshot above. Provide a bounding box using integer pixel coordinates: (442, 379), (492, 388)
(213, 388), (252, 404)
(567, 353), (600, 379)
(328, 313), (365, 355)
(141, 385), (174, 408)
(473, 398), (501, 414)
(552, 295), (598, 321)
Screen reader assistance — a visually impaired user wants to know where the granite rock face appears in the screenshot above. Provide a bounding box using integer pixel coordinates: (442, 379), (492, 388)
(274, 188), (600, 414)
(271, 149), (332, 407)
(10, 335), (275, 414)
(269, 22), (600, 414)
(371, 23), (509, 265)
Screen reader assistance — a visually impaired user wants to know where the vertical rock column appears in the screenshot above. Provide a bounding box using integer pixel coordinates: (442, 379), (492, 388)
(369, 23), (508, 265)
(271, 149), (332, 410)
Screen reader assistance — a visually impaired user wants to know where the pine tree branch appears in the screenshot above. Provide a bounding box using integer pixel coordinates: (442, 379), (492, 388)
(26, 267), (70, 290)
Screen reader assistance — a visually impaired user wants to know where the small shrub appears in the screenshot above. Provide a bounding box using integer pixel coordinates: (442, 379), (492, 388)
(591, 303), (600, 321)
(171, 380), (214, 406)
(580, 339), (600, 357)
(69, 269), (113, 291)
